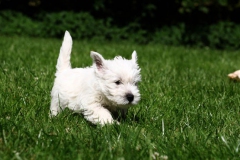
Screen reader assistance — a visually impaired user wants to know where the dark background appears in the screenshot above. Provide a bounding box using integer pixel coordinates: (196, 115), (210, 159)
(1, 0), (240, 29)
(1, 0), (240, 49)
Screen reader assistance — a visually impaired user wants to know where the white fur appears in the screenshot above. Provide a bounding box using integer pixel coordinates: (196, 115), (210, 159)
(228, 70), (240, 81)
(50, 31), (141, 125)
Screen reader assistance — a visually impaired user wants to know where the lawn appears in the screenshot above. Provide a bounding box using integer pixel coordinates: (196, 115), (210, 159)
(0, 35), (240, 159)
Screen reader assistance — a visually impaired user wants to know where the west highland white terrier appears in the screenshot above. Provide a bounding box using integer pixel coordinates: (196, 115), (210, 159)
(50, 31), (141, 125)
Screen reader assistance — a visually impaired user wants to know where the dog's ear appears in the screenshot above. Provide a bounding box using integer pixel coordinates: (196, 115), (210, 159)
(131, 50), (137, 63)
(90, 51), (105, 70)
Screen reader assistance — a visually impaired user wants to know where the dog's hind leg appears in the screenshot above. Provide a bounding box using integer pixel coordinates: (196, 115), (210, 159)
(50, 97), (62, 116)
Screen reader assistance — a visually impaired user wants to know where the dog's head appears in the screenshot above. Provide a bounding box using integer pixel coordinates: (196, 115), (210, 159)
(90, 51), (141, 108)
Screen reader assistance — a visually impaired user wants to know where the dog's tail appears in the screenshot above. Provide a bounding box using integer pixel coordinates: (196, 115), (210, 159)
(56, 31), (72, 73)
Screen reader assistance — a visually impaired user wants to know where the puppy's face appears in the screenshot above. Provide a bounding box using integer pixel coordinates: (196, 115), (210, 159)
(91, 51), (141, 108)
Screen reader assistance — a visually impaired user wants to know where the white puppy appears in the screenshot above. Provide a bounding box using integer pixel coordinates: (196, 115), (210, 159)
(50, 31), (141, 125)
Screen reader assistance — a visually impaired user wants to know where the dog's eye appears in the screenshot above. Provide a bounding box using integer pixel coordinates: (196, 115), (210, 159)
(133, 81), (139, 86)
(115, 80), (121, 85)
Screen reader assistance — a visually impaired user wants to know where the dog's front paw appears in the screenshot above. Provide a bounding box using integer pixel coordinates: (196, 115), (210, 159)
(83, 108), (114, 126)
(92, 111), (115, 126)
(98, 116), (115, 125)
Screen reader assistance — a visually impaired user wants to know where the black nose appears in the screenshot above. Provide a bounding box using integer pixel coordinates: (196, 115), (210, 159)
(126, 93), (134, 103)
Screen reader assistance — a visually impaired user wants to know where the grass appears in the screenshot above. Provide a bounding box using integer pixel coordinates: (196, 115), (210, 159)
(0, 35), (240, 160)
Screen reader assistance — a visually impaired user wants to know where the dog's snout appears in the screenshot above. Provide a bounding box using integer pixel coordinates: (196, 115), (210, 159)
(126, 93), (134, 103)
